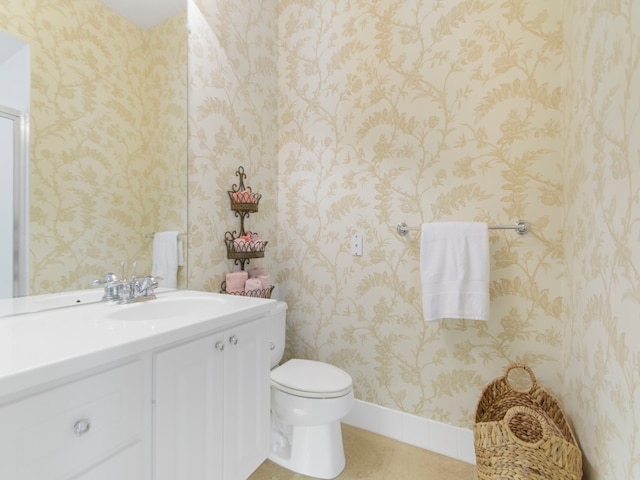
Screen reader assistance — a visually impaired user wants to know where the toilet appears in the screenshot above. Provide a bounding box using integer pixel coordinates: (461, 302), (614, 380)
(268, 301), (354, 479)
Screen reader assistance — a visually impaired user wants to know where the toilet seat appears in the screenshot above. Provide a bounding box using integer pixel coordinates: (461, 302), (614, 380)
(271, 359), (352, 399)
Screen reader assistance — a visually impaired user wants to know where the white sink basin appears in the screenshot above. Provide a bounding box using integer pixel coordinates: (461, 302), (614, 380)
(106, 296), (226, 322)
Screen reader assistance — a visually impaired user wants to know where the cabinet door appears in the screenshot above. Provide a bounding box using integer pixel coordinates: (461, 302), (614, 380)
(0, 360), (145, 480)
(153, 333), (225, 480)
(223, 319), (270, 480)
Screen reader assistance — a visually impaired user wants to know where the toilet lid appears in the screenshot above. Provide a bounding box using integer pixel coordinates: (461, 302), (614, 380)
(271, 359), (352, 398)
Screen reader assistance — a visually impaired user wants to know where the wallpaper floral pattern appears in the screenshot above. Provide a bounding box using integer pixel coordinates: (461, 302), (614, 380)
(3, 0), (638, 477)
(277, 0), (564, 427)
(0, 0), (187, 294)
(187, 0), (278, 292)
(187, 0), (640, 475)
(563, 2), (640, 478)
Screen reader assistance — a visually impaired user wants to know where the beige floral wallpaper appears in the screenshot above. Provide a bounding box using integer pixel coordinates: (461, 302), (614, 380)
(563, 1), (640, 478)
(0, 0), (187, 294)
(276, 0), (564, 427)
(2, 0), (638, 476)
(186, 0), (279, 292)
(185, 1), (640, 475)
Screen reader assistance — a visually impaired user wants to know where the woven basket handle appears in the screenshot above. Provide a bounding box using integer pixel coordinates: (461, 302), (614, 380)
(504, 363), (537, 393)
(503, 405), (551, 448)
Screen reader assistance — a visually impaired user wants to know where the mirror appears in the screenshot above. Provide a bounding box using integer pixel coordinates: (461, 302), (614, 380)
(0, 0), (188, 297)
(0, 31), (29, 299)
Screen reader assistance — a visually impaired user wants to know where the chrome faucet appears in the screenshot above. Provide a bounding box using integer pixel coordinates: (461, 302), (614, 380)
(92, 261), (161, 304)
(121, 274), (160, 303)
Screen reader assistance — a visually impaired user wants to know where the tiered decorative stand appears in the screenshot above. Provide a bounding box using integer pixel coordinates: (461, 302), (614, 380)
(220, 166), (274, 298)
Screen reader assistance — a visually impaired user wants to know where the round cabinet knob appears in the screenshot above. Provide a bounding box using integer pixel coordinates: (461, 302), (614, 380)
(215, 340), (225, 351)
(73, 419), (91, 437)
(229, 335), (239, 346)
(270, 342), (276, 351)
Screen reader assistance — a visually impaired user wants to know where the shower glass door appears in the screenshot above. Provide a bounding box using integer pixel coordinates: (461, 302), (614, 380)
(0, 106), (27, 299)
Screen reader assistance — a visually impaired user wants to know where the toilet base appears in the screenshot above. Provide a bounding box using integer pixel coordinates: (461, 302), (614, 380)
(269, 419), (346, 479)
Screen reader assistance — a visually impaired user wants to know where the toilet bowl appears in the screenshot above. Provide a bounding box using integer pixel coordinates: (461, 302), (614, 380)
(268, 303), (354, 479)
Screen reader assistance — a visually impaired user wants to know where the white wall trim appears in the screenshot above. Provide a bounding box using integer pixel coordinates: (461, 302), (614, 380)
(343, 399), (476, 465)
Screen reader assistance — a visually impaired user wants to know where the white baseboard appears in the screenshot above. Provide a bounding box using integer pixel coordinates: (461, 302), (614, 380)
(343, 399), (476, 465)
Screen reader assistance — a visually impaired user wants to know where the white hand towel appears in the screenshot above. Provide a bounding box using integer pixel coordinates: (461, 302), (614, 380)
(420, 222), (490, 322)
(152, 231), (182, 289)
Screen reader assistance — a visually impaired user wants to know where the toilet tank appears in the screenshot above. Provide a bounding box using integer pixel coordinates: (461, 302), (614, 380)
(268, 301), (287, 368)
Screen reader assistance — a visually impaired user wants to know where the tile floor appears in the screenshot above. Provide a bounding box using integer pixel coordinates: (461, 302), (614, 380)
(248, 424), (476, 480)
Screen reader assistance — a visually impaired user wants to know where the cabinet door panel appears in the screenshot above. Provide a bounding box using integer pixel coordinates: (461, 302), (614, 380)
(0, 360), (144, 480)
(154, 334), (224, 480)
(74, 441), (144, 480)
(224, 320), (270, 480)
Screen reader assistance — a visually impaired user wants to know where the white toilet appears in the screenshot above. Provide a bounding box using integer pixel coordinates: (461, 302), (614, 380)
(268, 301), (354, 479)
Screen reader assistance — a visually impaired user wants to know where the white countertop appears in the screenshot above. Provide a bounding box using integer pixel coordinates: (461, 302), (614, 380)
(0, 289), (275, 399)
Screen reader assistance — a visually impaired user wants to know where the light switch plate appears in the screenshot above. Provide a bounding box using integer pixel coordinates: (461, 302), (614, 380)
(351, 234), (363, 256)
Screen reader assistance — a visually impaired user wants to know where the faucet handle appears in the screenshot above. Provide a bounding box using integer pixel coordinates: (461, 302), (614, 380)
(91, 273), (122, 301)
(91, 272), (117, 287)
(139, 275), (161, 297)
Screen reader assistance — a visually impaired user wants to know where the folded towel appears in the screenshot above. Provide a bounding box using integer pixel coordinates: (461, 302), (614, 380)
(245, 277), (263, 292)
(420, 222), (490, 322)
(231, 188), (257, 204)
(248, 266), (267, 278)
(152, 231), (182, 289)
(226, 271), (248, 293)
(247, 267), (269, 288)
(233, 238), (247, 251)
(250, 241), (265, 251)
(257, 274), (270, 289)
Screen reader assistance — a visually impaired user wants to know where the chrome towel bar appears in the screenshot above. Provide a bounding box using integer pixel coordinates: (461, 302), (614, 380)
(396, 220), (530, 237)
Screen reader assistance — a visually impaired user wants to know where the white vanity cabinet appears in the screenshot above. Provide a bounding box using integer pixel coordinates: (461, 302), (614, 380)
(0, 289), (274, 480)
(0, 359), (150, 480)
(153, 317), (270, 480)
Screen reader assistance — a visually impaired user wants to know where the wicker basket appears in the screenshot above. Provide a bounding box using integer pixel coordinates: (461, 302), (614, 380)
(473, 363), (582, 480)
